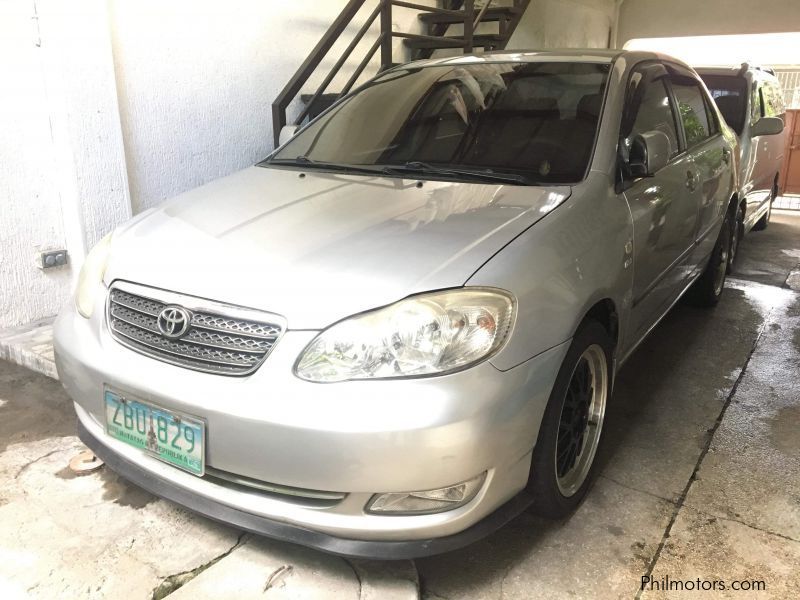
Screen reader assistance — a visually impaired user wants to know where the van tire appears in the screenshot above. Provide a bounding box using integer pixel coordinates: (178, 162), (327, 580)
(753, 179), (777, 231)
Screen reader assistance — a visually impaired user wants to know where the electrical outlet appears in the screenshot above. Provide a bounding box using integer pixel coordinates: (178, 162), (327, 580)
(41, 250), (69, 269)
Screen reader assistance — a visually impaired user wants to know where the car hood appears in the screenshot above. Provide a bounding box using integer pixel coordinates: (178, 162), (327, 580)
(106, 166), (569, 329)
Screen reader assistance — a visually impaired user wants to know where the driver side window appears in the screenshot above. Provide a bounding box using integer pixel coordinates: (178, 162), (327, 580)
(627, 77), (680, 159)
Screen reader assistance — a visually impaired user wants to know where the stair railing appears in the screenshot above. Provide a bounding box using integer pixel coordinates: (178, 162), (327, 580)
(271, 0), (530, 147)
(272, 0), (483, 146)
(473, 0), (492, 29)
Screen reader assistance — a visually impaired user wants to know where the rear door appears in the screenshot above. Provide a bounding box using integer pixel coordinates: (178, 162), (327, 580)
(668, 66), (731, 267)
(622, 62), (702, 340)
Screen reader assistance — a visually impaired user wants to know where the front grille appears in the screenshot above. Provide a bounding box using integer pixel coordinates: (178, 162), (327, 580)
(107, 283), (284, 376)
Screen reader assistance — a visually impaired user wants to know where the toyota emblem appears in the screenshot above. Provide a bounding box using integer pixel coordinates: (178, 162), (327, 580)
(157, 306), (191, 339)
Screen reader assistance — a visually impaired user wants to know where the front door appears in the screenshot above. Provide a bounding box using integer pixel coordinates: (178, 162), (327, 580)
(621, 63), (702, 341)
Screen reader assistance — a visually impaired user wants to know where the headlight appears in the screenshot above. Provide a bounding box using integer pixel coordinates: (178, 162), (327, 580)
(295, 288), (514, 382)
(75, 233), (113, 318)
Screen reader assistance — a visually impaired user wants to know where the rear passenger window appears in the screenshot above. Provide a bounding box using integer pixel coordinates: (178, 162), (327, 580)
(626, 78), (680, 158)
(671, 81), (712, 147)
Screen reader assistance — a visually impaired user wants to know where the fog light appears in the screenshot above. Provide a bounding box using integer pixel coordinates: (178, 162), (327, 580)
(366, 473), (486, 515)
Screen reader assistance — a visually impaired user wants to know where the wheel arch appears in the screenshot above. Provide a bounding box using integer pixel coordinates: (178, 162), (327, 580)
(578, 298), (619, 350)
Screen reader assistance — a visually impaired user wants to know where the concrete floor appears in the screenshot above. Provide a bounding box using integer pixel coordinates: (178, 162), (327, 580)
(2, 212), (799, 599)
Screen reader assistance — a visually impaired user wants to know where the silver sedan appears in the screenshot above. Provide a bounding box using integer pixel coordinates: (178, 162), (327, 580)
(55, 49), (737, 558)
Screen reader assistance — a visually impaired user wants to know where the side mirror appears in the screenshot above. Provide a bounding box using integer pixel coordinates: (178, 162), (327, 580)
(751, 116), (784, 137)
(628, 131), (671, 178)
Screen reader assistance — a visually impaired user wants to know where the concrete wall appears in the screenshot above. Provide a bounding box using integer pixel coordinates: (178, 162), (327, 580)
(509, 0), (616, 49)
(109, 0), (435, 214)
(0, 0), (70, 329)
(617, 0), (800, 47)
(0, 0), (130, 330)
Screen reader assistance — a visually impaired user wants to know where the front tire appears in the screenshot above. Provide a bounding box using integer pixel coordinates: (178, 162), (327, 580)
(528, 320), (613, 519)
(686, 212), (731, 307)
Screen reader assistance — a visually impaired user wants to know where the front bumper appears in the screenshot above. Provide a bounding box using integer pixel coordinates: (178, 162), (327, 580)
(78, 416), (534, 559)
(55, 290), (568, 556)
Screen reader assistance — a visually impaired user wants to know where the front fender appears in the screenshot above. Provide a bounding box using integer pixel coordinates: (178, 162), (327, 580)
(469, 173), (633, 371)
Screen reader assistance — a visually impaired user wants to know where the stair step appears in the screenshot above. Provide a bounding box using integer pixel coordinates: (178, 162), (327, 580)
(299, 92), (340, 120)
(418, 6), (518, 25)
(403, 33), (504, 50)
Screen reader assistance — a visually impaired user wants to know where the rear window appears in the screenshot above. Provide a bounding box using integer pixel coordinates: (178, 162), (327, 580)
(700, 74), (747, 135)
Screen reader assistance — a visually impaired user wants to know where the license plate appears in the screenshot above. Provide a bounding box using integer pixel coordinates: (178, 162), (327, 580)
(104, 388), (205, 476)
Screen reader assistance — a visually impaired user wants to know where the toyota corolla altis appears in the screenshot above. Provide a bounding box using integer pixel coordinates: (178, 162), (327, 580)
(55, 50), (737, 558)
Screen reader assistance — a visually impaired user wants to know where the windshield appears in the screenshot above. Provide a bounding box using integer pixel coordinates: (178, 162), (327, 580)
(700, 74), (747, 135)
(269, 61), (611, 184)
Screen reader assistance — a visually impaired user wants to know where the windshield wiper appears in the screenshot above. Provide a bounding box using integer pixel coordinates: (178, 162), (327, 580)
(268, 156), (384, 175)
(383, 161), (533, 185)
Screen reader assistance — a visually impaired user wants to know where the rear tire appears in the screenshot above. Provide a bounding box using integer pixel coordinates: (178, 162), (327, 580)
(527, 320), (613, 519)
(686, 212), (731, 307)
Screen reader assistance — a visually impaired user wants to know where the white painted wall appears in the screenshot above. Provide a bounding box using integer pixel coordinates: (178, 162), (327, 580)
(617, 0), (800, 48)
(0, 0), (129, 330)
(0, 0), (70, 329)
(109, 0), (435, 214)
(509, 0), (616, 49)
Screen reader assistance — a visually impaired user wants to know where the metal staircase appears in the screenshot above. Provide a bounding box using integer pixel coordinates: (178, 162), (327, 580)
(271, 0), (531, 146)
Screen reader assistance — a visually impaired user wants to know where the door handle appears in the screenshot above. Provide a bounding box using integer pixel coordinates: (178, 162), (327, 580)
(722, 148), (731, 164)
(686, 170), (697, 191)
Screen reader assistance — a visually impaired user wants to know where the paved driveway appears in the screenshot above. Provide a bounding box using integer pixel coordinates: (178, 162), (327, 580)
(2, 211), (799, 599)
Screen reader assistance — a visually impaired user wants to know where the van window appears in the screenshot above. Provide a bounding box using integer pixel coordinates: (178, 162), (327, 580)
(700, 74), (747, 135)
(671, 81), (712, 147)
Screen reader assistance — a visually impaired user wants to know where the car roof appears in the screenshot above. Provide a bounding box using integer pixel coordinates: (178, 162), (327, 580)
(695, 64), (780, 83)
(396, 48), (690, 70)
(695, 66), (746, 77)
